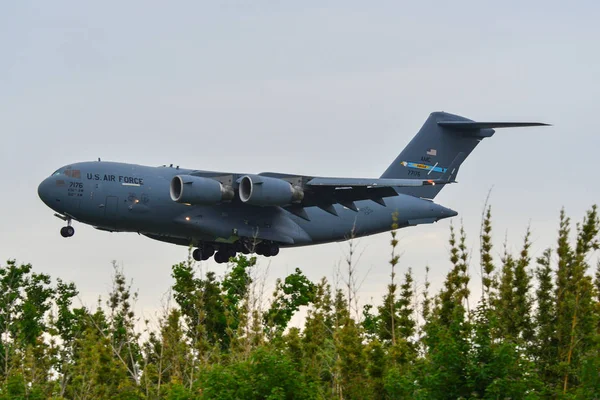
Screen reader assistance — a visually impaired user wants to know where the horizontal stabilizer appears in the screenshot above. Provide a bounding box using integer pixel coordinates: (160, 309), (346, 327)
(438, 121), (550, 130)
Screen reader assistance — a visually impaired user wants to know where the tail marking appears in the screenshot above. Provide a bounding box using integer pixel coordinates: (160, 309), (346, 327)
(400, 161), (447, 174)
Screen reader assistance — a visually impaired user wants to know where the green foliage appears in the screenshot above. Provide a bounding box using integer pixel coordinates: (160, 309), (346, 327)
(335, 317), (368, 399)
(0, 205), (598, 398)
(301, 277), (335, 391)
(494, 228), (534, 343)
(374, 267), (416, 361)
(533, 248), (557, 383)
(199, 346), (318, 399)
(421, 306), (471, 399)
(264, 268), (316, 334)
(437, 223), (470, 328)
(553, 206), (599, 394)
(480, 205), (496, 299)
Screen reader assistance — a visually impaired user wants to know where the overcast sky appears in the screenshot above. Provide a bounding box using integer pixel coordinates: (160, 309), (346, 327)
(1, 1), (599, 323)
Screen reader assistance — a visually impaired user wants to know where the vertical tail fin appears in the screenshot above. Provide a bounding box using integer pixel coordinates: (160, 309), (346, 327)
(381, 111), (548, 199)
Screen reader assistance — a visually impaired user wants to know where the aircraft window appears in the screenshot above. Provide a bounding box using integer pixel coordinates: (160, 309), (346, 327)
(67, 169), (81, 178)
(52, 169), (62, 176)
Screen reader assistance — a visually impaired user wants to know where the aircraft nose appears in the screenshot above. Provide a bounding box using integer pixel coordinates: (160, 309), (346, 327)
(37, 177), (54, 207)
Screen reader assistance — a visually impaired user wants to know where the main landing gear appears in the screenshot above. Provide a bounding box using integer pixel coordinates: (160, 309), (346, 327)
(255, 242), (279, 257)
(192, 244), (215, 262)
(191, 241), (280, 264)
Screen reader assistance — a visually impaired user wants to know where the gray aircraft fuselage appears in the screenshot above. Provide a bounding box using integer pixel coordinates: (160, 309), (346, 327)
(37, 161), (456, 249)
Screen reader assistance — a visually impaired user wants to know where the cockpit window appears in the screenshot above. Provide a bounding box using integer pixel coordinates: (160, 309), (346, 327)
(51, 166), (80, 178)
(64, 168), (81, 178)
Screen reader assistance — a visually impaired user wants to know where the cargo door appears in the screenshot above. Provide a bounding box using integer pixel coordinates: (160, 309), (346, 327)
(105, 196), (119, 218)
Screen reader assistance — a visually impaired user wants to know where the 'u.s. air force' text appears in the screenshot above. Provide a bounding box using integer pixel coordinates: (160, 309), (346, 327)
(86, 173), (144, 185)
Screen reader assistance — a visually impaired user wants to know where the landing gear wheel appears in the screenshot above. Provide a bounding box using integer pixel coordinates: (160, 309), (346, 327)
(60, 226), (75, 238)
(240, 240), (251, 254)
(227, 248), (236, 259)
(269, 244), (280, 257)
(234, 242), (244, 253)
(192, 248), (203, 261)
(256, 243), (269, 256)
(214, 251), (227, 264)
(204, 244), (215, 256)
(202, 246), (215, 261)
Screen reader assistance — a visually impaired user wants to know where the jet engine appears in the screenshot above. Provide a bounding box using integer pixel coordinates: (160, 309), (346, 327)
(170, 175), (234, 205)
(239, 175), (303, 206)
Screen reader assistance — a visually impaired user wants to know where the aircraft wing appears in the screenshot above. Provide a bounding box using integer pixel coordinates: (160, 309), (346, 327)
(249, 176), (451, 219)
(255, 171), (456, 217)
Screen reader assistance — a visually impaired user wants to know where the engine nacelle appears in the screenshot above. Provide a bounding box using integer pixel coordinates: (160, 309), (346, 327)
(239, 175), (303, 206)
(170, 175), (234, 205)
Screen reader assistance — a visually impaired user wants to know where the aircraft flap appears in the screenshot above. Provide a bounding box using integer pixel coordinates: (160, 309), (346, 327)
(307, 177), (448, 187)
(295, 176), (454, 208)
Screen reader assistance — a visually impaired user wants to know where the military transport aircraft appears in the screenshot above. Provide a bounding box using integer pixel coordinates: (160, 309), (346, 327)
(38, 112), (547, 263)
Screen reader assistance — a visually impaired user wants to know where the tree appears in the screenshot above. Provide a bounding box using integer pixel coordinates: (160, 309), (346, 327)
(480, 205), (496, 301)
(0, 204), (598, 398)
(512, 227), (534, 343)
(106, 262), (142, 384)
(558, 206), (599, 394)
(263, 268), (316, 335)
(302, 277), (335, 391)
(397, 267), (416, 342)
(436, 223), (470, 327)
(533, 248), (557, 387)
(495, 229), (534, 342)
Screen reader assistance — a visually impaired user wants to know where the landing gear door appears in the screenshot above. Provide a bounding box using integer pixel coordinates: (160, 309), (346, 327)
(105, 196), (119, 218)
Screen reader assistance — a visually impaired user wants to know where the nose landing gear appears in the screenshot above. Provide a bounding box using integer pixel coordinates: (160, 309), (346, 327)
(59, 217), (75, 238)
(60, 226), (75, 237)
